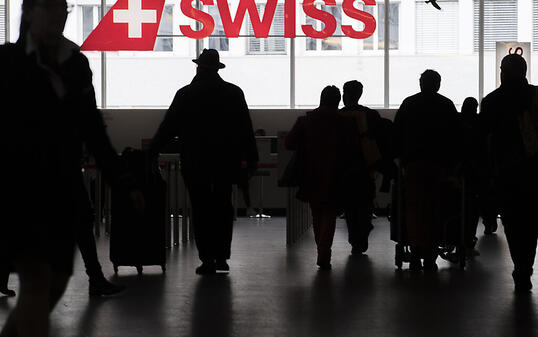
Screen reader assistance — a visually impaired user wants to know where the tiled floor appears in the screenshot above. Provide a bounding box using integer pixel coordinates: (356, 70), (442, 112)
(0, 217), (536, 337)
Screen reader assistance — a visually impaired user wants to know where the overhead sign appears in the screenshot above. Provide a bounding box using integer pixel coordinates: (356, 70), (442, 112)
(81, 0), (165, 51)
(81, 0), (377, 51)
(495, 42), (531, 88)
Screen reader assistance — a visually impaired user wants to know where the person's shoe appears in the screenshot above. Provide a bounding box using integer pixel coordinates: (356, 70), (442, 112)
(423, 262), (438, 272)
(409, 260), (422, 272)
(351, 240), (369, 255)
(317, 262), (332, 270)
(0, 288), (16, 297)
(444, 251), (460, 263)
(316, 253), (331, 270)
(514, 279), (532, 293)
(352, 225), (374, 255)
(215, 260), (230, 272)
(513, 272), (533, 293)
(484, 222), (498, 235)
(246, 207), (257, 217)
(195, 262), (216, 275)
(351, 246), (363, 256)
(89, 279), (126, 297)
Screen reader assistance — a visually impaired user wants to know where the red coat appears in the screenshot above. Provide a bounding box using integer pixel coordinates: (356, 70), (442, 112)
(285, 107), (361, 206)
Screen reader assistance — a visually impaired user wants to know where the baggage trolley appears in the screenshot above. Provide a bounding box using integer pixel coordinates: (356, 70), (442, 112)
(390, 162), (466, 270)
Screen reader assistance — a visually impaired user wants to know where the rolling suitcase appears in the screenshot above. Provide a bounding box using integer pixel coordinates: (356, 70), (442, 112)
(110, 148), (166, 274)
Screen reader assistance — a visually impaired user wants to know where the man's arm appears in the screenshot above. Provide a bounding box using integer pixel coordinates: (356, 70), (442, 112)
(478, 97), (493, 138)
(392, 100), (407, 160)
(75, 55), (127, 185)
(237, 89), (259, 169)
(149, 90), (184, 157)
(446, 100), (465, 172)
(285, 117), (306, 151)
(478, 96), (497, 183)
(76, 55), (145, 212)
(80, 84), (145, 212)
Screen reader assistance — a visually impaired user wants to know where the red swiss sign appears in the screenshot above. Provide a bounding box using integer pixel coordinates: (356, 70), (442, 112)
(81, 0), (376, 51)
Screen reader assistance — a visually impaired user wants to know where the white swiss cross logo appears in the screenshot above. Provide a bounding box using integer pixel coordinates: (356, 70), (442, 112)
(113, 0), (157, 38)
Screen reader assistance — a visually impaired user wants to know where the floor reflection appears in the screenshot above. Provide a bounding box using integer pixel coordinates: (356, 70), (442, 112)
(190, 275), (232, 337)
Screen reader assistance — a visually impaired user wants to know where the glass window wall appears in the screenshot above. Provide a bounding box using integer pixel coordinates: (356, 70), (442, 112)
(4, 0), (536, 109)
(390, 0), (479, 108)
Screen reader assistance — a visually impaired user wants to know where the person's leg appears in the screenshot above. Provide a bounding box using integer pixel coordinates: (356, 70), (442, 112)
(503, 203), (537, 291)
(465, 192), (481, 256)
(316, 206), (337, 269)
(0, 306), (17, 337)
(355, 199), (374, 254)
(0, 260), (52, 337)
(422, 245), (439, 271)
(238, 170), (255, 217)
(213, 181), (233, 270)
(77, 220), (125, 296)
(480, 191), (498, 234)
(77, 220), (103, 281)
(1, 269), (71, 336)
(344, 205), (360, 253)
(239, 182), (255, 215)
(185, 178), (216, 273)
(310, 204), (321, 248)
(241, 186), (251, 208)
(48, 272), (70, 311)
(409, 246), (422, 271)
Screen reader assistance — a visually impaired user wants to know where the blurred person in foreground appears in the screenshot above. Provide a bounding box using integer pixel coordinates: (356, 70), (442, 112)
(0, 1), (143, 335)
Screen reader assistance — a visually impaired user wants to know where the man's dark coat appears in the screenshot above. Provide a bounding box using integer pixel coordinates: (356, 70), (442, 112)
(151, 71), (259, 181)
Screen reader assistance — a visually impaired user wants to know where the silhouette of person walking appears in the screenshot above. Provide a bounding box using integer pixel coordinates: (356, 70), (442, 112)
(0, 0), (143, 335)
(393, 70), (460, 271)
(473, 90), (500, 237)
(480, 54), (538, 292)
(286, 86), (363, 269)
(459, 97), (482, 257)
(338, 80), (381, 255)
(150, 49), (259, 275)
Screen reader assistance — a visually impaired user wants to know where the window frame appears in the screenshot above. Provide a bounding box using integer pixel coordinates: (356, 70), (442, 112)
(12, 0), (507, 108)
(206, 3), (230, 53)
(246, 2), (287, 55)
(302, 1), (344, 55)
(415, 0), (459, 54)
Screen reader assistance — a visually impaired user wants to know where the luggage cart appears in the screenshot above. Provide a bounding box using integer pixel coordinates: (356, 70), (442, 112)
(390, 162), (466, 270)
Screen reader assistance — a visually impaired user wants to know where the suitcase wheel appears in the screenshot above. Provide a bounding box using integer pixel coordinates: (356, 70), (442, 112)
(113, 265), (118, 274)
(136, 266), (143, 275)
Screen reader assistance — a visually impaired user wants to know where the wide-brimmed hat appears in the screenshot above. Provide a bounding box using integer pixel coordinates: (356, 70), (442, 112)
(192, 49), (225, 70)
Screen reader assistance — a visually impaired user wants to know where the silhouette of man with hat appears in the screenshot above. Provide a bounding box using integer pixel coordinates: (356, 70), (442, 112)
(150, 49), (259, 275)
